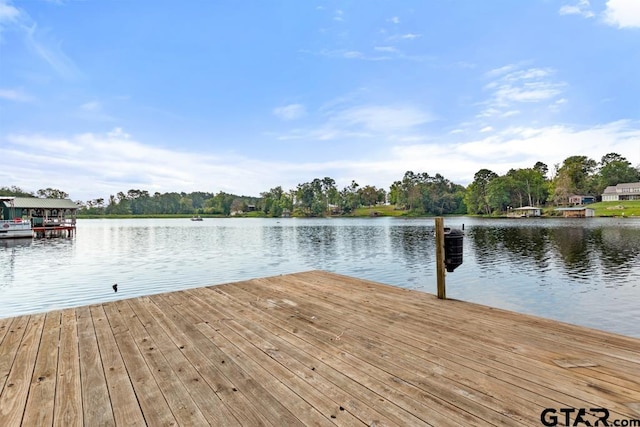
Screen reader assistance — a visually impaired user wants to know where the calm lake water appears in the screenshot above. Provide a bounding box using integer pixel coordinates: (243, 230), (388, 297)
(1, 217), (639, 338)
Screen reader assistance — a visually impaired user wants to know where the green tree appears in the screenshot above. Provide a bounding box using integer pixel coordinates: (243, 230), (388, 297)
(0, 186), (35, 197)
(595, 153), (640, 194)
(388, 180), (404, 208)
(551, 156), (597, 205)
(465, 169), (498, 214)
(339, 180), (361, 214)
(506, 167), (549, 207)
(358, 185), (380, 207)
(486, 175), (514, 213)
(261, 186), (291, 217)
(37, 188), (69, 199)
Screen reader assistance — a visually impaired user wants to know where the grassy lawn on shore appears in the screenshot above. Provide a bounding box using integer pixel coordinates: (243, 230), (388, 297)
(581, 201), (640, 217)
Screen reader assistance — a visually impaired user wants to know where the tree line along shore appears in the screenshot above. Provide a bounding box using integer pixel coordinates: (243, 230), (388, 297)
(2, 152), (639, 218)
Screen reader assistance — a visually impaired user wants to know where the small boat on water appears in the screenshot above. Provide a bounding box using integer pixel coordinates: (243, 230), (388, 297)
(1, 197), (33, 239)
(191, 216), (203, 221)
(0, 219), (32, 239)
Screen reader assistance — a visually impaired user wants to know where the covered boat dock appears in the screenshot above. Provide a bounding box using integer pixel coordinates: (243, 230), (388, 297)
(0, 197), (79, 238)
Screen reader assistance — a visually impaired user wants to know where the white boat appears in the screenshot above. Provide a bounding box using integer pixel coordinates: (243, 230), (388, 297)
(191, 216), (203, 221)
(0, 197), (33, 239)
(0, 219), (33, 239)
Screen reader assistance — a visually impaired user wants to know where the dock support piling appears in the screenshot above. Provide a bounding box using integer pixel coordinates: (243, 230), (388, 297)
(435, 217), (446, 299)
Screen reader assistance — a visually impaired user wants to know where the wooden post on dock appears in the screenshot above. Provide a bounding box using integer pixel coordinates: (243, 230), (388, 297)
(435, 217), (446, 299)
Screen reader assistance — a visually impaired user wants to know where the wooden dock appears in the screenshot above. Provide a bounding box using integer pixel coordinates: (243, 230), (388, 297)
(31, 225), (76, 238)
(1, 271), (639, 426)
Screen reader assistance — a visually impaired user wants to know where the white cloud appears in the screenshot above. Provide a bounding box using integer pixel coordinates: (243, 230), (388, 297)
(316, 48), (394, 62)
(386, 33), (421, 42)
(501, 110), (520, 118)
(480, 65), (565, 118)
(480, 126), (493, 133)
(603, 0), (640, 28)
(276, 104), (435, 142)
(273, 104), (306, 121)
(0, 129), (267, 200)
(333, 9), (344, 22)
(0, 1), (80, 78)
(387, 121), (640, 185)
(560, 0), (640, 27)
(559, 0), (595, 18)
(0, 0), (21, 43)
(1, 121), (638, 200)
(335, 105), (434, 132)
(0, 0), (20, 23)
(24, 25), (80, 79)
(80, 100), (101, 111)
(389, 16), (400, 24)
(486, 64), (520, 78)
(374, 46), (397, 53)
(343, 50), (364, 59)
(0, 88), (33, 102)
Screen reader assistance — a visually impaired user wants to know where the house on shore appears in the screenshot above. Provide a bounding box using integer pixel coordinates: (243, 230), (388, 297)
(507, 206), (541, 217)
(601, 182), (640, 201)
(568, 195), (596, 205)
(555, 207), (595, 218)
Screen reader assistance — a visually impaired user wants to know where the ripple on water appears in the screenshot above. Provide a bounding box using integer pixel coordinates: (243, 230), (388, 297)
(1, 217), (639, 338)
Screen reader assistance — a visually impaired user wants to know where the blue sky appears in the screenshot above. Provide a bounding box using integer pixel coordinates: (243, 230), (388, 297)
(1, 0), (639, 201)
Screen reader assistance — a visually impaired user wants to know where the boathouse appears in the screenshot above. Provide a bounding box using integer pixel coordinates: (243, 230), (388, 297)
(555, 207), (595, 218)
(1, 197), (79, 236)
(508, 206), (541, 217)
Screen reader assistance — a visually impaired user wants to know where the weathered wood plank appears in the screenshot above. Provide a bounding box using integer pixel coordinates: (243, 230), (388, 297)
(1, 271), (639, 426)
(127, 296), (273, 426)
(184, 287), (437, 427)
(54, 309), (82, 427)
(323, 271), (640, 377)
(101, 302), (178, 426)
(0, 315), (29, 396)
(77, 306), (115, 426)
(0, 316), (15, 347)
(159, 290), (355, 426)
(117, 299), (240, 426)
(307, 270), (640, 352)
(282, 272), (640, 388)
(90, 305), (146, 426)
(147, 293), (305, 426)
(0, 313), (45, 427)
(228, 272), (626, 420)
(213, 281), (527, 425)
(104, 301), (211, 426)
(22, 311), (61, 427)
(270, 272), (640, 418)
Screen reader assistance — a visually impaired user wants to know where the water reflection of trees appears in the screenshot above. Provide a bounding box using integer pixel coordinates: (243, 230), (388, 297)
(548, 227), (592, 277)
(294, 226), (338, 268)
(468, 227), (551, 271)
(589, 227), (640, 281)
(388, 226), (434, 265)
(468, 224), (640, 282)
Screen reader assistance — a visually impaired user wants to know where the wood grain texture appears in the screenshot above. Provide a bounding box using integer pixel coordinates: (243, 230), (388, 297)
(0, 270), (638, 426)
